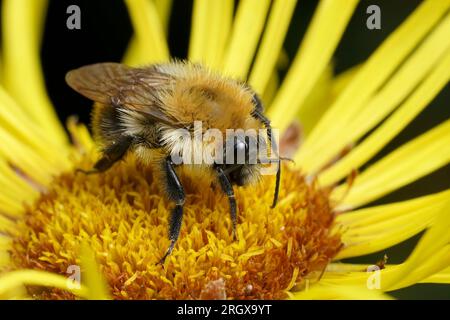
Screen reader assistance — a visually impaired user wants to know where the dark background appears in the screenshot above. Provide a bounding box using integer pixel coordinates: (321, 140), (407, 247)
(35, 0), (450, 299)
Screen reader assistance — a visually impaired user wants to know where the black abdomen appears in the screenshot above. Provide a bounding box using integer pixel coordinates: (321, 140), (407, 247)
(91, 103), (125, 149)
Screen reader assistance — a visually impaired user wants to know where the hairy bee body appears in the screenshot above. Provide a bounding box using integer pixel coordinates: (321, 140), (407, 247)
(66, 61), (279, 263)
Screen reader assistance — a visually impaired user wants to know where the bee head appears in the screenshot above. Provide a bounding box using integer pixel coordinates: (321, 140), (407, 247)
(219, 134), (262, 186)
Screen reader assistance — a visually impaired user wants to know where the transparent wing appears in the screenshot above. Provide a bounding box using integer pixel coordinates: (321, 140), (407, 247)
(65, 62), (180, 126)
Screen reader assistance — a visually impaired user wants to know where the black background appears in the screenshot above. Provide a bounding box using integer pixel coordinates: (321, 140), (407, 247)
(24, 0), (450, 299)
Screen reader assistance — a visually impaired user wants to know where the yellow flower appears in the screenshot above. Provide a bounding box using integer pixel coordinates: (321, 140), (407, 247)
(0, 0), (449, 300)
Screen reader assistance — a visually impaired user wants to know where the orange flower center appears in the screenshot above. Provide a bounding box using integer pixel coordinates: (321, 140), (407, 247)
(8, 154), (341, 299)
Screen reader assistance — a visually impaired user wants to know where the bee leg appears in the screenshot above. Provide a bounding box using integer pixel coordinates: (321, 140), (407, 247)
(158, 158), (185, 265)
(215, 166), (238, 241)
(76, 135), (132, 175)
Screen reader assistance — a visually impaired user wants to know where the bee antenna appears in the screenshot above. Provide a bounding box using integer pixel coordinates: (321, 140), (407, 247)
(271, 159), (281, 209)
(250, 106), (281, 209)
(267, 125), (280, 209)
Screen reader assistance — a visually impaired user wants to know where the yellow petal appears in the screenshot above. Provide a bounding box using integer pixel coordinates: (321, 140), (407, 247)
(335, 190), (449, 259)
(0, 192), (26, 219)
(333, 120), (450, 209)
(397, 245), (450, 288)
(325, 262), (372, 273)
(248, 0), (297, 94)
(295, 63), (333, 135)
(188, 0), (209, 62)
(0, 180), (36, 220)
(261, 70), (280, 106)
(291, 283), (392, 300)
(222, 0), (271, 79)
(154, 0), (173, 33)
(188, 0), (234, 69)
(122, 37), (141, 66)
(320, 50), (450, 186)
(0, 212), (15, 234)
(422, 266), (450, 284)
(321, 255), (449, 291)
(296, 0), (450, 167)
(268, 0), (359, 131)
(0, 126), (58, 186)
(381, 199), (450, 290)
(314, 202), (450, 290)
(0, 53), (2, 83)
(300, 13), (450, 174)
(124, 0), (169, 66)
(123, 0), (172, 65)
(0, 235), (11, 250)
(67, 117), (95, 153)
(2, 0), (67, 144)
(336, 189), (450, 226)
(0, 235), (12, 268)
(0, 158), (38, 206)
(0, 86), (71, 170)
(319, 265), (403, 290)
(299, 64), (361, 136)
(0, 270), (88, 298)
(329, 64), (361, 97)
(80, 243), (110, 300)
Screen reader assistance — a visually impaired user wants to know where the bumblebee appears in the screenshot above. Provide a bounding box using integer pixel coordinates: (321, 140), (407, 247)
(66, 61), (280, 263)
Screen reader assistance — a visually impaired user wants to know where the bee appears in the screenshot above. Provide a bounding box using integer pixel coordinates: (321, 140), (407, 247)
(65, 61), (280, 263)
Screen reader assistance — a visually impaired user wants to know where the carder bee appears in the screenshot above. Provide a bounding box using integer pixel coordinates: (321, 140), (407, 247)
(66, 61), (280, 263)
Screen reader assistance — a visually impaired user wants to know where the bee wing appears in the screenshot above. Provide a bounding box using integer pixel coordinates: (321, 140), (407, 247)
(65, 63), (181, 126)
